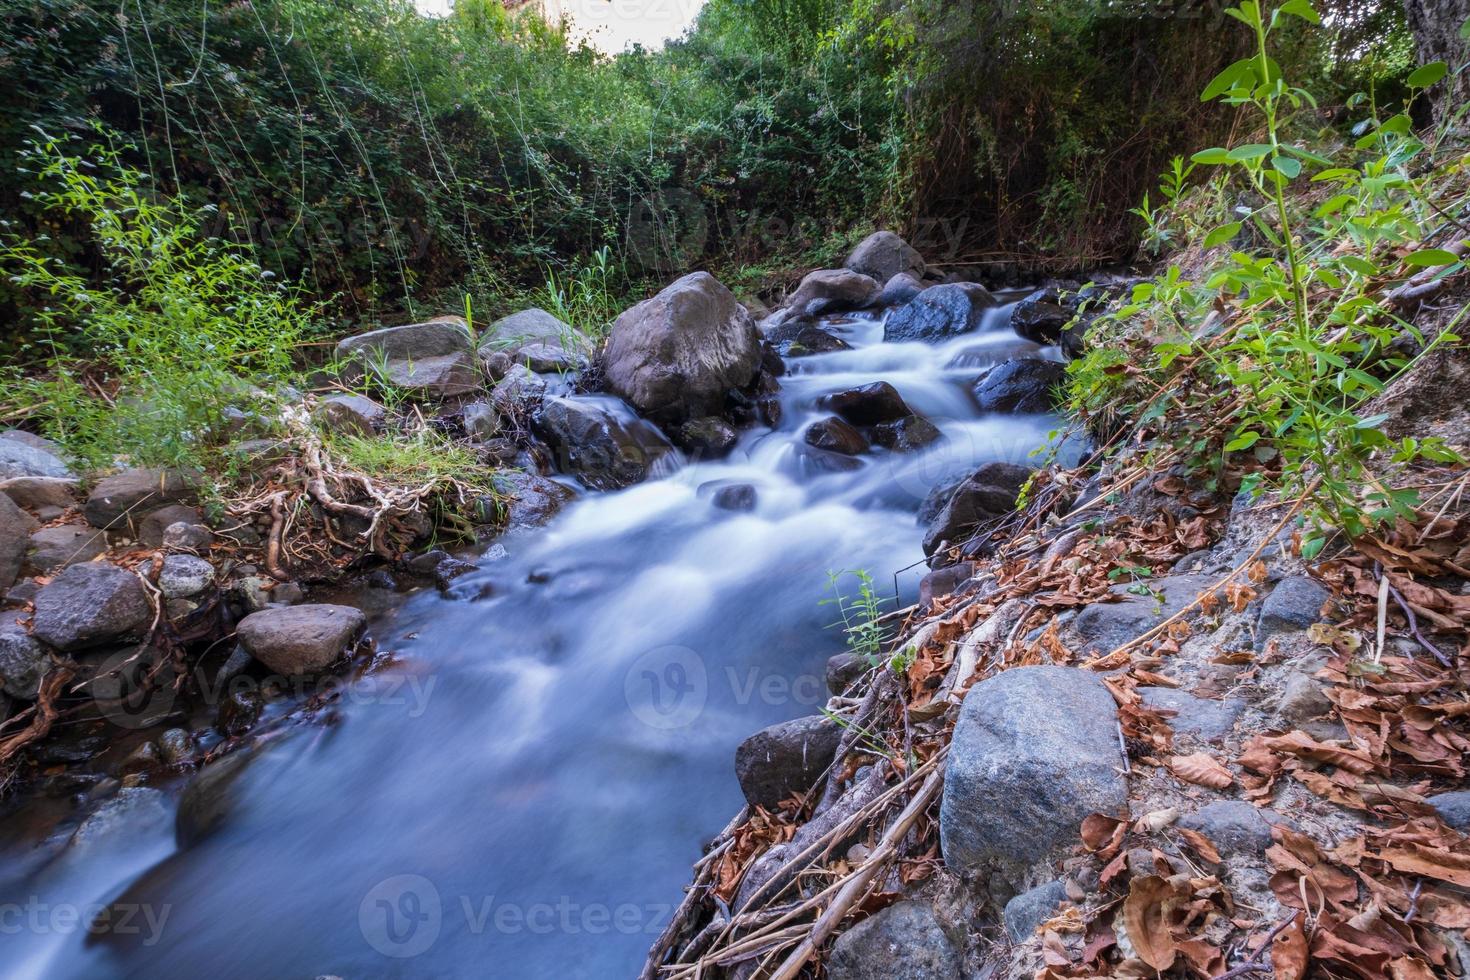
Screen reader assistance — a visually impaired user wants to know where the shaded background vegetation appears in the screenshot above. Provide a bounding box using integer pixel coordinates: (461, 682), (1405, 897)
(0, 0), (1420, 338)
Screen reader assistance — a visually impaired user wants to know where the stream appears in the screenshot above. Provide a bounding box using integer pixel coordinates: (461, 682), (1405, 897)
(0, 301), (1072, 979)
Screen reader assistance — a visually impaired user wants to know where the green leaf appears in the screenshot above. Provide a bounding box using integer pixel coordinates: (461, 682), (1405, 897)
(1228, 143), (1274, 162)
(1272, 156), (1302, 178)
(1311, 167), (1358, 183)
(1201, 59), (1255, 102)
(1407, 62), (1448, 89)
(1224, 430), (1261, 452)
(1190, 147), (1233, 165)
(1340, 255), (1378, 277)
(1282, 144), (1333, 167)
(1461, 16), (1470, 40)
(1404, 248), (1461, 267)
(1203, 222), (1243, 247)
(1277, 0), (1320, 22)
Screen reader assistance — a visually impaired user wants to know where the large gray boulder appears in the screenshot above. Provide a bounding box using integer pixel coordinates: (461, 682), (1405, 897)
(236, 604), (367, 676)
(884, 283), (997, 343)
(827, 902), (961, 980)
(335, 316), (472, 366)
(26, 524), (107, 574)
(922, 462), (1031, 557)
(603, 272), (761, 425)
(940, 666), (1127, 884)
(1072, 574), (1224, 655)
(380, 352), (481, 400)
(782, 269), (880, 318)
(1258, 575), (1331, 639)
(734, 714), (842, 809)
(844, 231), (925, 285)
(84, 468), (197, 531)
(533, 396), (676, 491)
(0, 624), (49, 699)
(31, 562), (152, 651)
(0, 430), (72, 480)
(0, 493), (36, 590)
(973, 359), (1066, 414)
(1, 476), (78, 515)
(484, 308), (587, 358)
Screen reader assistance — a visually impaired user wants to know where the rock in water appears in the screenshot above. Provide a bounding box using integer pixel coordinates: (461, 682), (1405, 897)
(921, 462), (1032, 557)
(827, 902), (961, 980)
(236, 604), (367, 676)
(84, 468), (197, 532)
(533, 396), (675, 491)
(603, 272), (761, 425)
(819, 381), (912, 426)
(803, 417), (869, 456)
(940, 666), (1127, 884)
(31, 562), (153, 651)
(844, 231), (926, 284)
(0, 493), (36, 590)
(875, 272), (924, 308)
(870, 415), (941, 452)
(1010, 286), (1076, 346)
(781, 269), (880, 318)
(485, 471), (577, 531)
(734, 714), (842, 809)
(884, 282), (997, 343)
(973, 359), (1066, 414)
(762, 320), (851, 357)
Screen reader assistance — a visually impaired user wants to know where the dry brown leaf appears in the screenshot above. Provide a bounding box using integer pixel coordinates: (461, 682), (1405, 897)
(1178, 827), (1223, 864)
(1122, 875), (1181, 972)
(1272, 912), (1310, 980)
(1169, 751), (1235, 789)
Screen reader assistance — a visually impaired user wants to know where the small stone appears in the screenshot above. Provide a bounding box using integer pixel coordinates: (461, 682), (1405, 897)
(434, 557), (478, 591)
(233, 575), (272, 613)
(1003, 879), (1070, 943)
(517, 342), (588, 374)
(1072, 574), (1224, 656)
(804, 417), (868, 456)
(157, 728), (198, 766)
(313, 393), (386, 437)
(826, 651), (867, 695)
(462, 400), (501, 442)
(826, 901), (959, 980)
(674, 418), (739, 459)
(236, 604), (368, 676)
(31, 562), (152, 651)
(920, 562), (974, 608)
(1140, 687), (1245, 741)
(711, 484), (757, 512)
(120, 740), (162, 775)
(1274, 671), (1333, 726)
(1178, 801), (1290, 856)
(734, 714), (842, 809)
(138, 504), (205, 548)
(26, 525), (106, 574)
(0, 624), (50, 699)
(1427, 790), (1470, 831)
(819, 382), (913, 426)
(159, 555), (215, 598)
(272, 582), (306, 606)
(870, 415), (941, 453)
(1258, 575), (1331, 639)
(162, 521), (214, 554)
(216, 688), (264, 736)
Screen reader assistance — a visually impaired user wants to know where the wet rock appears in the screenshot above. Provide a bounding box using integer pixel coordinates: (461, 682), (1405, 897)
(793, 444), (864, 475)
(162, 521), (214, 554)
(159, 555), (215, 599)
(1004, 879), (1070, 943)
(820, 381), (912, 426)
(517, 342), (588, 374)
(917, 473), (967, 528)
(121, 740), (161, 775)
(272, 582), (305, 606)
(844, 230), (925, 285)
(176, 750), (257, 847)
(381, 351), (481, 400)
(484, 308), (587, 358)
(1, 476), (78, 514)
(232, 575), (272, 614)
(782, 269), (880, 317)
(1010, 286), (1077, 346)
(1140, 687), (1245, 741)
(973, 358), (1066, 414)
(763, 320), (851, 357)
(826, 651), (867, 695)
(884, 282), (997, 343)
(804, 417), (868, 456)
(827, 901), (960, 980)
(711, 484), (757, 512)
(313, 394), (385, 437)
(462, 400), (500, 442)
(433, 557), (478, 592)
(216, 688), (264, 736)
(0, 430), (73, 480)
(1274, 671), (1332, 726)
(1072, 574), (1224, 656)
(0, 624), (49, 699)
(1258, 575), (1330, 639)
(138, 504), (205, 548)
(1428, 791), (1470, 831)
(490, 363), (550, 417)
(0, 493), (38, 590)
(920, 562), (974, 609)
(734, 714), (842, 809)
(69, 787), (170, 853)
(84, 468), (197, 532)
(1178, 801), (1289, 856)
(236, 604), (367, 676)
(603, 272), (761, 425)
(534, 397), (675, 491)
(875, 271), (924, 308)
(940, 666), (1127, 882)
(335, 316), (472, 375)
(922, 462), (1032, 557)
(871, 415), (941, 452)
(486, 471), (577, 531)
(673, 417), (739, 459)
(32, 562), (152, 651)
(157, 728), (197, 766)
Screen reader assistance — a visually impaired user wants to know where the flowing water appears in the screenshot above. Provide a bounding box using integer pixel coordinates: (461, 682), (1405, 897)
(0, 304), (1075, 979)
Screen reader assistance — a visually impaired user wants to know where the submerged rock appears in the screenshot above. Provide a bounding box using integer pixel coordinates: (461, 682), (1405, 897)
(603, 272), (762, 425)
(804, 417), (869, 456)
(32, 562), (152, 651)
(763, 320), (851, 357)
(820, 381), (912, 426)
(973, 359), (1066, 414)
(884, 282), (997, 343)
(940, 666), (1126, 884)
(236, 604), (367, 676)
(734, 714), (842, 809)
(844, 230), (926, 285)
(870, 415), (941, 452)
(487, 471), (577, 531)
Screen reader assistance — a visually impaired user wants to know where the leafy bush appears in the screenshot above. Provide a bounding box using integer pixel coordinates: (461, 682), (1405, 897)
(0, 131), (318, 472)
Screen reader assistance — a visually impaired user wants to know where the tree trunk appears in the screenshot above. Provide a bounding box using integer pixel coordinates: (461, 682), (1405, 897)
(1403, 0), (1470, 125)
